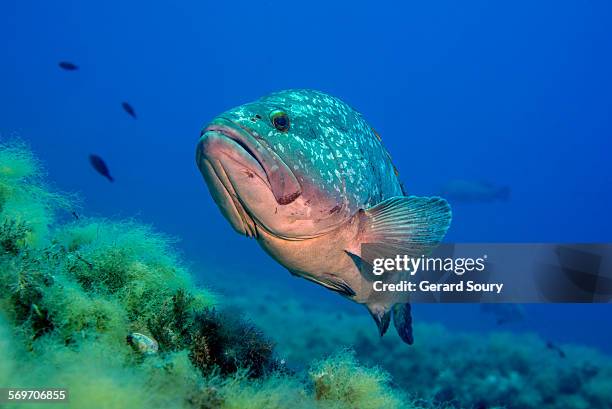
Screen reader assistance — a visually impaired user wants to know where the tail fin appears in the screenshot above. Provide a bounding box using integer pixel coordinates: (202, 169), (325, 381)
(393, 303), (414, 345)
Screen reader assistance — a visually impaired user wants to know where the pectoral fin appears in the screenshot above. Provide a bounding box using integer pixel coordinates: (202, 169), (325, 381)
(359, 196), (452, 257)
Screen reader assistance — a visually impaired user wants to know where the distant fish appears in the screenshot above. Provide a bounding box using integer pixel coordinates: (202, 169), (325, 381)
(440, 180), (510, 203)
(58, 61), (78, 71)
(122, 102), (137, 119)
(546, 340), (566, 358)
(89, 154), (114, 182)
(480, 303), (524, 325)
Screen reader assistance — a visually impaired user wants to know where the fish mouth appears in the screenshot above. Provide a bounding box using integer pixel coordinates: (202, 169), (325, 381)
(197, 118), (302, 206)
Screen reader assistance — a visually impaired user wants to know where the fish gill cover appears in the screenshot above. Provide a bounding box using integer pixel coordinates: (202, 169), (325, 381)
(0, 141), (437, 409)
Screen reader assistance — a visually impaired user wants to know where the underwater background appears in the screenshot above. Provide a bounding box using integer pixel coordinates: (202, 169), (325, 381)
(1, 1), (612, 408)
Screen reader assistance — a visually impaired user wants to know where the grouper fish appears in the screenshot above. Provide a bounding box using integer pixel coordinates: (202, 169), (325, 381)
(196, 89), (452, 344)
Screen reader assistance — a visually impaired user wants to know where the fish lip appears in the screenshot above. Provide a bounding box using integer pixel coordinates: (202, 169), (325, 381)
(201, 121), (270, 187)
(201, 118), (302, 205)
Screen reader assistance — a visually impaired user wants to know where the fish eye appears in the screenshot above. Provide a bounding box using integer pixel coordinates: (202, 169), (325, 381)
(270, 110), (290, 132)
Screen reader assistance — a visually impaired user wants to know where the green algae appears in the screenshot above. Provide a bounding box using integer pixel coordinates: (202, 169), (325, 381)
(310, 350), (406, 409)
(0, 141), (416, 409)
(0, 141), (70, 248)
(189, 307), (278, 378)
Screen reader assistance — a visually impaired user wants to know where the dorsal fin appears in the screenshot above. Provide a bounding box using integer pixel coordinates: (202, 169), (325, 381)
(371, 127), (405, 191)
(371, 127), (383, 141)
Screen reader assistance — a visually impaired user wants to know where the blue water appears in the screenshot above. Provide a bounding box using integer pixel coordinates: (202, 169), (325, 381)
(1, 1), (611, 352)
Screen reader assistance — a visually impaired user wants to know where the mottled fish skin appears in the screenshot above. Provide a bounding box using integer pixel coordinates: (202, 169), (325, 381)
(245, 90), (402, 212)
(207, 89), (404, 230)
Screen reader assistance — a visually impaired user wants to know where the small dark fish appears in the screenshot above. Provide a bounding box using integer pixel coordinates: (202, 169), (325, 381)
(122, 102), (137, 119)
(440, 180), (510, 203)
(71, 211), (80, 220)
(58, 61), (78, 71)
(89, 154), (114, 182)
(480, 303), (525, 325)
(546, 340), (566, 358)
